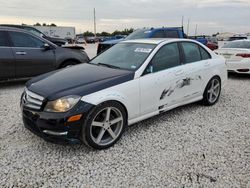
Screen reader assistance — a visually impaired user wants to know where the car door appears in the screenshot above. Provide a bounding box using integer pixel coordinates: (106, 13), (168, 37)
(139, 42), (186, 115)
(8, 31), (55, 78)
(0, 31), (15, 80)
(179, 42), (208, 100)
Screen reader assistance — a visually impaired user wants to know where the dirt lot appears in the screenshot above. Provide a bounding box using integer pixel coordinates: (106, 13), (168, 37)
(0, 45), (249, 187)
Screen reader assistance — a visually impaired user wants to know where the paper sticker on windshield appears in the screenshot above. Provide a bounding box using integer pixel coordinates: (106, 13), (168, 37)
(134, 48), (152, 53)
(131, 65), (137, 69)
(144, 31), (152, 33)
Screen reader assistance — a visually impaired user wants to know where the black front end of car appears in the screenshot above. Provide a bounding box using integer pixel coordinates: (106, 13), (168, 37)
(20, 63), (134, 145)
(21, 89), (94, 145)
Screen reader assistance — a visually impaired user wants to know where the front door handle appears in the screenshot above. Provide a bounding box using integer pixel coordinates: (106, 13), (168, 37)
(16, 51), (27, 55)
(175, 70), (184, 76)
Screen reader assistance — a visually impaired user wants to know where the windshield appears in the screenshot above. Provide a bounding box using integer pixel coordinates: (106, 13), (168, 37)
(91, 43), (156, 71)
(222, 41), (250, 49)
(126, 29), (152, 40)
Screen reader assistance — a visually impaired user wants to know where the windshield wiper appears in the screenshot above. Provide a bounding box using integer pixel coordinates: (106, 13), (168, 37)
(97, 63), (121, 69)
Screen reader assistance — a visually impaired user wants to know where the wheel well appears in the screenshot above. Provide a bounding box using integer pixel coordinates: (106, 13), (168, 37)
(59, 59), (82, 68)
(203, 75), (221, 95)
(101, 100), (128, 123)
(212, 75), (221, 83)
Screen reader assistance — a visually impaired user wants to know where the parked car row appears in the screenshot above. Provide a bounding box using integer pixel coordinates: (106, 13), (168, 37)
(0, 23), (248, 150)
(97, 27), (218, 55)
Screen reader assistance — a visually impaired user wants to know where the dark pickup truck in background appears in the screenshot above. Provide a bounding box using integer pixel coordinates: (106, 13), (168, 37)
(97, 27), (218, 54)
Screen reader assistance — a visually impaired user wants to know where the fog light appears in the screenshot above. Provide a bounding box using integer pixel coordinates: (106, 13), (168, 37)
(67, 114), (82, 123)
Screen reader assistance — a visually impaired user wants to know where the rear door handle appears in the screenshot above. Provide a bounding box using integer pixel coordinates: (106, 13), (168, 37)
(175, 70), (184, 76)
(204, 61), (210, 67)
(16, 51), (27, 55)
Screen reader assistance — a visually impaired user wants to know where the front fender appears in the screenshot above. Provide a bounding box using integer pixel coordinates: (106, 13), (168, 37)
(80, 79), (140, 121)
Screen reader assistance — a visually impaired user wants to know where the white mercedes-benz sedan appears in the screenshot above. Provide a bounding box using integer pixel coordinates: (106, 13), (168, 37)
(21, 38), (227, 149)
(216, 40), (250, 74)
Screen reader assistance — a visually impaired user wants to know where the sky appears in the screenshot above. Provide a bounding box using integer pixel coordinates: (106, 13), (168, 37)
(0, 0), (250, 35)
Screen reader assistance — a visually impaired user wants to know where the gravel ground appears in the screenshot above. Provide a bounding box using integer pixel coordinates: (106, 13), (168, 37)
(0, 45), (249, 187)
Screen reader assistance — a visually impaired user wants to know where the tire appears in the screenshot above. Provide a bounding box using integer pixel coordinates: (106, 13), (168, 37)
(60, 61), (77, 68)
(82, 101), (127, 150)
(202, 76), (221, 106)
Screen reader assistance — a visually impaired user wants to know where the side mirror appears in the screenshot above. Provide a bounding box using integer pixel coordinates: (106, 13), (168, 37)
(143, 65), (154, 75)
(42, 43), (51, 50)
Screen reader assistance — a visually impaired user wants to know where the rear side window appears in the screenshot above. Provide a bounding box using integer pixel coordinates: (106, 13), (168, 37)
(0, 31), (9, 47)
(151, 30), (165, 38)
(151, 43), (181, 72)
(9, 31), (44, 48)
(200, 47), (211, 60)
(182, 42), (202, 63)
(165, 30), (179, 38)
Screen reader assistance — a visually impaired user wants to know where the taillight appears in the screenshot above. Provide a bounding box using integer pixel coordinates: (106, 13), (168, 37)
(236, 53), (250, 58)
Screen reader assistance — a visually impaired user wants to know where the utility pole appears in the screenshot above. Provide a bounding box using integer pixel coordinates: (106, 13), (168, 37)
(195, 24), (198, 36)
(94, 8), (96, 37)
(187, 19), (190, 36)
(181, 16), (184, 28)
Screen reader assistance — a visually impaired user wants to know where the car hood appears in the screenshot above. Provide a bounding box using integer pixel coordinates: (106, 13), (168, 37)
(26, 63), (134, 100)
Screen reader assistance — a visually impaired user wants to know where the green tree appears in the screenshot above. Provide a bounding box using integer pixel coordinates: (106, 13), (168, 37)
(50, 23), (57, 27)
(83, 31), (95, 36)
(34, 23), (41, 26)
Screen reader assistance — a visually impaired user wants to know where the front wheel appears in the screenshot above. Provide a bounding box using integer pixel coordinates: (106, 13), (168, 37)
(82, 101), (127, 149)
(202, 77), (221, 106)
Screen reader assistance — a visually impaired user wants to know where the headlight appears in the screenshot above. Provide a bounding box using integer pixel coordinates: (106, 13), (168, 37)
(44, 95), (81, 112)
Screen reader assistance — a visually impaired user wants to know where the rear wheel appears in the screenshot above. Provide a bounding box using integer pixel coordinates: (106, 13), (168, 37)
(202, 76), (221, 106)
(82, 101), (127, 149)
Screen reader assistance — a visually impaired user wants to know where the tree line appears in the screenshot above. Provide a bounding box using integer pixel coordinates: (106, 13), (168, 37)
(80, 28), (134, 37)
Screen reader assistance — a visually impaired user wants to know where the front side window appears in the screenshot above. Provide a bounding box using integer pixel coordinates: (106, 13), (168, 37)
(200, 47), (211, 60)
(0, 31), (9, 47)
(151, 43), (181, 72)
(182, 42), (202, 63)
(25, 28), (44, 37)
(91, 43), (156, 71)
(9, 31), (44, 48)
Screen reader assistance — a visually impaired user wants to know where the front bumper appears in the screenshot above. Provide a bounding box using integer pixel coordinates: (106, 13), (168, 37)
(21, 101), (95, 145)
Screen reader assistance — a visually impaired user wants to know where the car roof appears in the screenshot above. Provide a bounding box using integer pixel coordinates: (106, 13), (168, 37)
(0, 24), (36, 29)
(121, 38), (197, 45)
(0, 26), (30, 32)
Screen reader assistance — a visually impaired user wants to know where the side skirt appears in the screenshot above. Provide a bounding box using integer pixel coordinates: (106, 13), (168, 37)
(128, 96), (203, 126)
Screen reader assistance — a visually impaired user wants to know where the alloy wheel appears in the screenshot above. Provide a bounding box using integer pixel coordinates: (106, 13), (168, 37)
(90, 107), (124, 146)
(207, 78), (220, 104)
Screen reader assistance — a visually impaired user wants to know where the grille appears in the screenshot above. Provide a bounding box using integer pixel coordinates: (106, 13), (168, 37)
(22, 88), (45, 110)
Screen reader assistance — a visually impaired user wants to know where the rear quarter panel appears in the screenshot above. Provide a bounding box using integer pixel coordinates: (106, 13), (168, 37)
(54, 48), (89, 68)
